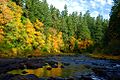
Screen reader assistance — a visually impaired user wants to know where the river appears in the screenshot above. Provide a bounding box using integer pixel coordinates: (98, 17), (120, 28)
(0, 55), (120, 80)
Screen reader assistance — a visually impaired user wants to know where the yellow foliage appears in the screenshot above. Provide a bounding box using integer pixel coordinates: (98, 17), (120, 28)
(25, 19), (35, 33)
(12, 48), (17, 56)
(0, 34), (4, 42)
(34, 19), (44, 29)
(47, 32), (64, 53)
(26, 38), (33, 44)
(0, 0), (66, 55)
(70, 36), (76, 50)
(0, 3), (14, 25)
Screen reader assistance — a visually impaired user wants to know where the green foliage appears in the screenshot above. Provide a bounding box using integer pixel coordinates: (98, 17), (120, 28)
(0, 0), (110, 57)
(103, 0), (120, 55)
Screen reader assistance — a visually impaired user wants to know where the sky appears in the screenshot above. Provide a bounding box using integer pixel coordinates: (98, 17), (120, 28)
(46, 0), (113, 19)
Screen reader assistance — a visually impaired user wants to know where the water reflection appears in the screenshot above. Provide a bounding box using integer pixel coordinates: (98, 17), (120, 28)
(25, 66), (62, 77)
(8, 63), (92, 78)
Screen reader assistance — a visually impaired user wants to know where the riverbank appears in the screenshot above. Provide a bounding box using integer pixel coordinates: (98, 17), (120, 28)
(89, 53), (120, 60)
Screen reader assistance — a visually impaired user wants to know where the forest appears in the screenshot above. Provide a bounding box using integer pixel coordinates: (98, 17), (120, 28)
(0, 0), (120, 58)
(0, 0), (120, 80)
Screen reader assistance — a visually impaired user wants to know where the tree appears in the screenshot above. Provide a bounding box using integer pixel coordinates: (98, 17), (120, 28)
(77, 11), (91, 40)
(104, 0), (120, 55)
(93, 15), (104, 45)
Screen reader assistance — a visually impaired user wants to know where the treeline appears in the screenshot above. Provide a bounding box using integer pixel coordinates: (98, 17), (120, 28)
(0, 0), (109, 57)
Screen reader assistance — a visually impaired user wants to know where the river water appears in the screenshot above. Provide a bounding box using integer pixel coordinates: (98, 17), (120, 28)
(1, 55), (120, 80)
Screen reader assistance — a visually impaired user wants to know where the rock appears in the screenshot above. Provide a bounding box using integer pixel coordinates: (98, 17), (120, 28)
(60, 65), (64, 68)
(0, 73), (15, 80)
(25, 63), (43, 69)
(51, 63), (58, 68)
(55, 77), (65, 80)
(8, 75), (25, 80)
(24, 74), (39, 80)
(46, 61), (58, 66)
(63, 62), (70, 66)
(80, 76), (93, 80)
(92, 68), (107, 76)
(66, 77), (74, 80)
(22, 71), (28, 74)
(47, 67), (52, 70)
(47, 77), (56, 80)
(10, 74), (39, 80)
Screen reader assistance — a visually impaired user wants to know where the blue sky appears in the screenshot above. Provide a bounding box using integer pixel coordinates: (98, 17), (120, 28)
(46, 0), (113, 19)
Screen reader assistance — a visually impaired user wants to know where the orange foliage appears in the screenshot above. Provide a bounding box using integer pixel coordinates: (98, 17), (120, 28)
(25, 19), (35, 33)
(0, 26), (4, 42)
(32, 49), (41, 57)
(0, 3), (14, 25)
(0, 0), (9, 3)
(70, 36), (93, 50)
(52, 32), (64, 53)
(78, 39), (93, 49)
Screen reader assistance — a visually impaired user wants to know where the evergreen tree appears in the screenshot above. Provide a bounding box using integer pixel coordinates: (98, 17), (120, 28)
(77, 11), (91, 40)
(104, 0), (120, 55)
(93, 15), (104, 45)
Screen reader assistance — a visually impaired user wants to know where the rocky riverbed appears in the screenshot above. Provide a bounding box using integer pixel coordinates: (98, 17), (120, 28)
(0, 55), (120, 80)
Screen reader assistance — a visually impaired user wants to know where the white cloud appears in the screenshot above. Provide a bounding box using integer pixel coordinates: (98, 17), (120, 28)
(67, 1), (87, 14)
(90, 11), (99, 17)
(46, 0), (112, 19)
(101, 0), (106, 6)
(104, 14), (110, 19)
(46, 0), (66, 11)
(95, 0), (107, 6)
(79, 0), (87, 4)
(90, 1), (97, 9)
(107, 0), (113, 5)
(105, 8), (111, 12)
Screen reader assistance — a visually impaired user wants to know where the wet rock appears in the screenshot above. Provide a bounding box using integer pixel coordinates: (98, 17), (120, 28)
(10, 75), (26, 80)
(25, 63), (43, 69)
(39, 78), (46, 80)
(47, 77), (56, 80)
(0, 73), (15, 80)
(55, 77), (65, 80)
(46, 61), (58, 66)
(92, 67), (107, 76)
(51, 63), (58, 68)
(46, 67), (52, 70)
(80, 76), (93, 80)
(9, 74), (39, 80)
(66, 77), (74, 80)
(60, 65), (64, 68)
(63, 62), (70, 66)
(22, 71), (28, 74)
(24, 74), (39, 80)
